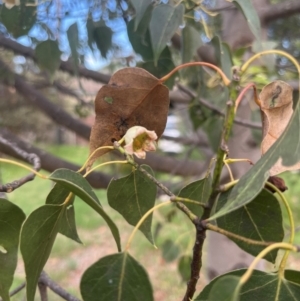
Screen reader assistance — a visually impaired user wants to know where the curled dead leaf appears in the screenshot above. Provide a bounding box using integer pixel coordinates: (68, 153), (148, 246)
(88, 67), (169, 168)
(265, 176), (288, 193)
(260, 80), (300, 175)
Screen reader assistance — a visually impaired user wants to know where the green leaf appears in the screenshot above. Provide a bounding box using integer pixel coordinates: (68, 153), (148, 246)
(211, 36), (233, 80)
(149, 3), (184, 65)
(49, 169), (100, 205)
(208, 276), (240, 301)
(67, 22), (80, 76)
(87, 20), (113, 58)
(131, 0), (153, 31)
(0, 4), (36, 38)
(35, 40), (61, 78)
(46, 184), (82, 244)
(49, 168), (121, 252)
(178, 176), (211, 217)
(135, 2), (154, 36)
(161, 239), (180, 262)
(93, 22), (113, 58)
(195, 269), (300, 301)
(0, 199), (26, 301)
(177, 255), (192, 282)
(216, 189), (284, 263)
(107, 165), (157, 244)
(208, 100), (300, 221)
(140, 46), (176, 89)
(20, 204), (65, 301)
(233, 0), (261, 46)
(127, 20), (176, 88)
(181, 25), (202, 63)
(80, 252), (153, 301)
(128, 19), (153, 61)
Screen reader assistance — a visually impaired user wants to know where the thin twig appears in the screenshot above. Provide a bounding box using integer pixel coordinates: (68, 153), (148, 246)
(177, 84), (262, 129)
(38, 281), (48, 301)
(113, 141), (198, 222)
(0, 136), (41, 192)
(182, 85), (238, 301)
(205, 223), (274, 246)
(39, 271), (82, 301)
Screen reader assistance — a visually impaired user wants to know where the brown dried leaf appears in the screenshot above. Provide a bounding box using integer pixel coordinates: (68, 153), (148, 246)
(88, 67), (169, 167)
(260, 80), (300, 175)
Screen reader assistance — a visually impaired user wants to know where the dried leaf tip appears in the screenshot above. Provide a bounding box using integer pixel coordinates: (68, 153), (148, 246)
(123, 126), (158, 159)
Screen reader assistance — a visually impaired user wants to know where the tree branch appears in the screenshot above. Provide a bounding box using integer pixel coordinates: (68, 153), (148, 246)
(0, 58), (91, 140)
(0, 33), (111, 84)
(261, 0), (300, 24)
(0, 135), (41, 192)
(177, 84), (262, 130)
(0, 128), (111, 189)
(38, 281), (48, 301)
(39, 271), (82, 301)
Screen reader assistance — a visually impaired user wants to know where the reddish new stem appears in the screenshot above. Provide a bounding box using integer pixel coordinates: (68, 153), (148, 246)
(235, 83), (259, 112)
(160, 62), (231, 86)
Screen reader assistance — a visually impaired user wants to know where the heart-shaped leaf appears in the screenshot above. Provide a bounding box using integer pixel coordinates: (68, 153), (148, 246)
(49, 168), (121, 252)
(216, 189), (284, 263)
(260, 80), (300, 175)
(0, 199), (26, 301)
(88, 67), (169, 165)
(46, 184), (82, 244)
(195, 269), (300, 301)
(178, 176), (211, 217)
(149, 3), (184, 64)
(107, 165), (157, 244)
(80, 252), (153, 301)
(21, 204), (65, 301)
